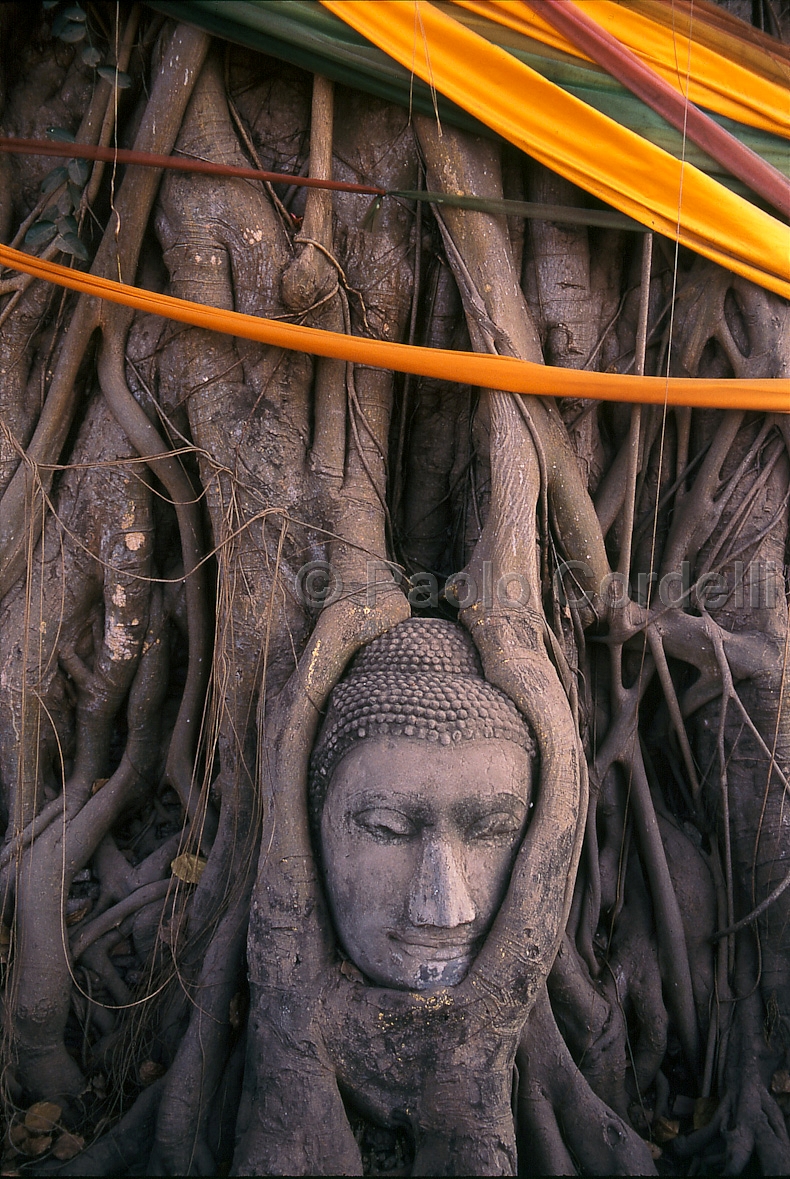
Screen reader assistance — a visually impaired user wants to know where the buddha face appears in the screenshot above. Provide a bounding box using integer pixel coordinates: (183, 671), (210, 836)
(319, 735), (532, 991)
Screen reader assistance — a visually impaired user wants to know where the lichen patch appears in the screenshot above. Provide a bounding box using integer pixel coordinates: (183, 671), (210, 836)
(105, 621), (136, 661)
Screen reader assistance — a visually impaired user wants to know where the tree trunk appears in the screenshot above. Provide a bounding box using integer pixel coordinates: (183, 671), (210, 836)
(0, 3), (789, 1175)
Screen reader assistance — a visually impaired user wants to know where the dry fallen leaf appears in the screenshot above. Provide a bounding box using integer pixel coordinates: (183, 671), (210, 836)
(171, 853), (207, 885)
(65, 900), (92, 926)
(340, 959), (365, 983)
(138, 1060), (166, 1085)
(91, 777), (109, 795)
(671, 1094), (696, 1119)
(647, 1142), (662, 1160)
(229, 991), (248, 1031)
(158, 919), (181, 948)
(6, 1126), (27, 1154)
(0, 921), (13, 967)
(52, 1132), (84, 1161)
(652, 1116), (679, 1144)
(24, 1102), (61, 1134)
(23, 1135), (51, 1157)
(772, 1069), (790, 1095)
(693, 1096), (718, 1130)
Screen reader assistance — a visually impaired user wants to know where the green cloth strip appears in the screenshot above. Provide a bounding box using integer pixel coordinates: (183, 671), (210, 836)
(147, 0), (790, 200)
(391, 192), (643, 230)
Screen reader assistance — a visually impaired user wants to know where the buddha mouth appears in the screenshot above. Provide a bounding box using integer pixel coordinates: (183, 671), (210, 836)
(389, 932), (481, 961)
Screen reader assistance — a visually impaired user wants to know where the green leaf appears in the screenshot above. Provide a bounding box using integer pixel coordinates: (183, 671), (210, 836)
(43, 1), (59, 9)
(361, 194), (384, 232)
(24, 222), (57, 248)
(67, 158), (89, 186)
(81, 46), (101, 67)
(40, 166), (68, 195)
(97, 66), (131, 89)
(63, 5), (87, 20)
(42, 204), (61, 222)
(67, 181), (83, 208)
(56, 214), (78, 236)
(56, 188), (74, 215)
(47, 127), (76, 143)
(56, 21), (86, 44)
(55, 232), (89, 261)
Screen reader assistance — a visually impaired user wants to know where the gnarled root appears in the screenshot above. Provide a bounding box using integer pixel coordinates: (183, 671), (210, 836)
(518, 990), (657, 1175)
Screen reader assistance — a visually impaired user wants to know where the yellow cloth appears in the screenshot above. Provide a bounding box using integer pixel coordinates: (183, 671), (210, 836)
(630, 0), (790, 90)
(1, 242), (787, 412)
(454, 0), (790, 141)
(321, 0), (790, 302)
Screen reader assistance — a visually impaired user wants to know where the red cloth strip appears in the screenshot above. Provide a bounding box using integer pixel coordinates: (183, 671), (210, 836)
(526, 0), (790, 220)
(0, 137), (386, 197)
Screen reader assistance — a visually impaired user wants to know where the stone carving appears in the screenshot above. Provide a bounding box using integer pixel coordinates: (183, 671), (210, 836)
(310, 617), (537, 990)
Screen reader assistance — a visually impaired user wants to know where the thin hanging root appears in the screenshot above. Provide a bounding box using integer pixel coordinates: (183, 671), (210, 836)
(594, 664), (702, 1077)
(708, 620), (790, 941)
(80, 4), (142, 217)
(713, 861), (790, 940)
(707, 629), (737, 974)
(568, 798), (601, 974)
(700, 431), (784, 575)
(712, 482), (790, 578)
(661, 411), (744, 578)
(628, 746), (701, 1074)
(618, 233), (652, 579)
(646, 627), (701, 800)
(706, 622), (790, 794)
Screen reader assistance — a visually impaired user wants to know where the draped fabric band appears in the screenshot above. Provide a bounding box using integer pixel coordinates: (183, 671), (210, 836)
(521, 0), (790, 220)
(148, 2), (790, 188)
(2, 2), (788, 414)
(320, 1), (790, 303)
(1, 241), (787, 413)
(456, 0), (790, 141)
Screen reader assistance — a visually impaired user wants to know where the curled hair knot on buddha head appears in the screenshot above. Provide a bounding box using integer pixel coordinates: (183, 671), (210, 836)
(309, 617), (537, 823)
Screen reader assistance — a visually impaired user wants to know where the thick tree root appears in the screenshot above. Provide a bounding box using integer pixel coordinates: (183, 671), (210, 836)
(518, 991), (657, 1175)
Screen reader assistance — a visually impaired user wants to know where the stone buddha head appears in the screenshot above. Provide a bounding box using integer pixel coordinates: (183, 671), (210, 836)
(310, 618), (536, 991)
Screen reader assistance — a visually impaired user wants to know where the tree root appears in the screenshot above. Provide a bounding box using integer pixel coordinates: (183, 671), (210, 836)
(54, 1077), (164, 1176)
(98, 316), (211, 830)
(0, 22), (210, 602)
(517, 990), (657, 1175)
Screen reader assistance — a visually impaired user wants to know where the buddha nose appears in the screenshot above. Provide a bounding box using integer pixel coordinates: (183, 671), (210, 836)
(408, 837), (476, 928)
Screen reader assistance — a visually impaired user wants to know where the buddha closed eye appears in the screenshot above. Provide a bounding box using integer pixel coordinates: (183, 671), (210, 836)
(309, 618), (536, 991)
